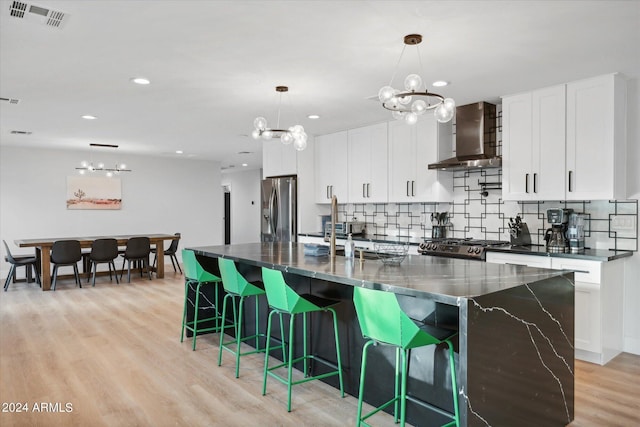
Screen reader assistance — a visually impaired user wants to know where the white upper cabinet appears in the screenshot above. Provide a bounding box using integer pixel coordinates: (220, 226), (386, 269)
(502, 73), (626, 201)
(315, 130), (348, 203)
(502, 85), (566, 200)
(388, 116), (453, 203)
(347, 122), (388, 203)
(262, 139), (297, 179)
(566, 73), (627, 200)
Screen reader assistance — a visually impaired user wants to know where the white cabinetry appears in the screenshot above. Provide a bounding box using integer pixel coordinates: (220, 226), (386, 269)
(502, 73), (627, 201)
(566, 74), (627, 200)
(348, 123), (388, 203)
(262, 139), (297, 179)
(315, 131), (348, 203)
(388, 117), (453, 202)
(486, 251), (625, 365)
(502, 85), (565, 201)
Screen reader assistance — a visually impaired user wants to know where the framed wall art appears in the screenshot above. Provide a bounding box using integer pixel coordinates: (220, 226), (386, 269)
(66, 176), (122, 210)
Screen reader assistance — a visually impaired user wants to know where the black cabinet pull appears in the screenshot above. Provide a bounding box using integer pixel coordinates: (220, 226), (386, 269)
(367, 183), (370, 198)
(533, 173), (537, 193)
(406, 181), (410, 197)
(362, 183), (366, 198)
(568, 171), (573, 192)
(525, 174), (529, 193)
(326, 185), (330, 199)
(411, 181), (416, 197)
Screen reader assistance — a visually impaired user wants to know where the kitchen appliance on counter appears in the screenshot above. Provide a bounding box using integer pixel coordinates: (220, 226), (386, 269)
(567, 212), (586, 253)
(508, 215), (532, 246)
(261, 176), (297, 243)
(544, 208), (573, 253)
(418, 238), (510, 261)
(324, 221), (366, 240)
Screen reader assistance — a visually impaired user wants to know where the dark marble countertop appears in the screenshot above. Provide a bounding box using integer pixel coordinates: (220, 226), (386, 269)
(298, 232), (634, 262)
(486, 244), (633, 262)
(188, 243), (569, 304)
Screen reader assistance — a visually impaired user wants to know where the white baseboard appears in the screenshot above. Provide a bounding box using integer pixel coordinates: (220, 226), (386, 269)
(623, 337), (640, 355)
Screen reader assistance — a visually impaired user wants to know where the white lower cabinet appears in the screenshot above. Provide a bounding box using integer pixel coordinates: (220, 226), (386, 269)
(486, 252), (625, 365)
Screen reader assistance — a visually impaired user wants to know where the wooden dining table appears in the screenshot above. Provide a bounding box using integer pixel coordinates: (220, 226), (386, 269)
(15, 234), (180, 291)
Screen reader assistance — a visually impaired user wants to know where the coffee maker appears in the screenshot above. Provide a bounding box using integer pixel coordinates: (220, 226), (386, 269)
(567, 213), (586, 253)
(544, 208), (573, 253)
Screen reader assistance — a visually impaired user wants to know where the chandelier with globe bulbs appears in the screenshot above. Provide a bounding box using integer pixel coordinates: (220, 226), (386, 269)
(378, 34), (455, 125)
(252, 86), (308, 151)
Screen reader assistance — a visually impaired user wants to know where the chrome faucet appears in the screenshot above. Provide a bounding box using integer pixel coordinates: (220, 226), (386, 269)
(330, 195), (337, 259)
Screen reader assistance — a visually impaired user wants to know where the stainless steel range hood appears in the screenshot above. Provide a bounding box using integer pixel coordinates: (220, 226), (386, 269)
(428, 101), (500, 171)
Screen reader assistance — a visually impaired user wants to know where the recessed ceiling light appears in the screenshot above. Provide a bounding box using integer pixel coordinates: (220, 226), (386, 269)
(175, 150), (183, 154)
(82, 115), (97, 120)
(432, 80), (449, 87)
(242, 163), (248, 167)
(308, 114), (320, 119)
(130, 77), (151, 85)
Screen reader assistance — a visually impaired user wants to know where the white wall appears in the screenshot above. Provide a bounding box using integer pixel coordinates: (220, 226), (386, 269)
(0, 146), (222, 277)
(221, 168), (261, 244)
(623, 77), (640, 354)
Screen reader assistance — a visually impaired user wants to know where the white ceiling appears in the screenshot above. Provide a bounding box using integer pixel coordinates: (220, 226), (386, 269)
(1, 0), (639, 170)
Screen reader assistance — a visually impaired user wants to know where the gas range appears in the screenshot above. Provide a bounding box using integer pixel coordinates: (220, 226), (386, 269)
(418, 238), (510, 261)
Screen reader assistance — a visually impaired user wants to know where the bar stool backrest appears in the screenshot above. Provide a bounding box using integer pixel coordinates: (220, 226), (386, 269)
(353, 286), (441, 349)
(181, 249), (220, 283)
(124, 237), (150, 259)
(218, 258), (244, 293)
(261, 267), (317, 314)
(50, 240), (82, 264)
(90, 238), (118, 262)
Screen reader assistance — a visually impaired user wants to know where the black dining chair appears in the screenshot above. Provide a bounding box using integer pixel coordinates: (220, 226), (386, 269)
(87, 238), (119, 287)
(3, 240), (41, 291)
(51, 240), (82, 291)
(152, 233), (182, 274)
(120, 237), (152, 283)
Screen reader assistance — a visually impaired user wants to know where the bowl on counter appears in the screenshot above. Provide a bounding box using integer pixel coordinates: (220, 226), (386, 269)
(374, 243), (409, 265)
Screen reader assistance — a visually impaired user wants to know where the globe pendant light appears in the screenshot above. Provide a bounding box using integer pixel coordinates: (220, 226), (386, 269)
(378, 34), (455, 124)
(252, 86), (308, 151)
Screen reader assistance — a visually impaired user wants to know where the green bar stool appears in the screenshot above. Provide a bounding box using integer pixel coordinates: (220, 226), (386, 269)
(217, 258), (286, 378)
(180, 249), (223, 351)
(353, 286), (460, 427)
(261, 267), (345, 412)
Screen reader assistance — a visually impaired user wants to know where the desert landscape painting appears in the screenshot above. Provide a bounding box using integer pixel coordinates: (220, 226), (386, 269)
(67, 176), (122, 210)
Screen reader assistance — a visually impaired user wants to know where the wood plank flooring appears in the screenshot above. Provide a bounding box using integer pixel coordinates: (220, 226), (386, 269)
(1, 269), (639, 426)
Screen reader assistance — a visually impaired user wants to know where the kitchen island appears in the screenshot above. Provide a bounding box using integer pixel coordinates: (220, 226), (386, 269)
(189, 242), (575, 427)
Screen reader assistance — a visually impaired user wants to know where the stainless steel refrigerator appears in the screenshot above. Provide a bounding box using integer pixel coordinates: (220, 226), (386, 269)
(261, 176), (297, 242)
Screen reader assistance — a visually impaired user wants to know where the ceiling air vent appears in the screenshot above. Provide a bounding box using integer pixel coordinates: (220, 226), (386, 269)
(1, 97), (21, 104)
(9, 1), (68, 28)
(10, 130), (32, 135)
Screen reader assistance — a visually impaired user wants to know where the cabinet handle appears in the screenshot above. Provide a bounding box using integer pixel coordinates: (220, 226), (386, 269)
(406, 181), (410, 197)
(533, 173), (537, 193)
(568, 171), (573, 192)
(525, 174), (529, 193)
(326, 185), (330, 199)
(367, 183), (370, 198)
(362, 183), (366, 198)
(411, 181), (415, 197)
(330, 185), (333, 198)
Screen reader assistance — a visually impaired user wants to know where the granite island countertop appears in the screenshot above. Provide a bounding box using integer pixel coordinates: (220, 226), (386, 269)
(188, 242), (570, 304)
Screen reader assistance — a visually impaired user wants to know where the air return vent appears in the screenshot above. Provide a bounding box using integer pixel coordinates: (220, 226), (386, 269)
(1, 97), (21, 104)
(10, 130), (32, 135)
(9, 1), (68, 28)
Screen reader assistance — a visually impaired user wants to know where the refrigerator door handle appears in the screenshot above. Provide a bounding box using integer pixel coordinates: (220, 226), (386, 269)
(270, 184), (279, 235)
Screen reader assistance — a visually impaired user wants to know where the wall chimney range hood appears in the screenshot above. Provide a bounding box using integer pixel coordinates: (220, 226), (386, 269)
(428, 102), (500, 171)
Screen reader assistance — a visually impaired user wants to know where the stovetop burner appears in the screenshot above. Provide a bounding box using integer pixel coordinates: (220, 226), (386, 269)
(419, 238), (510, 260)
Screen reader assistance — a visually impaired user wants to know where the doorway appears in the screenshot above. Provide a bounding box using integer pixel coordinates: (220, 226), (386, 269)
(223, 185), (231, 244)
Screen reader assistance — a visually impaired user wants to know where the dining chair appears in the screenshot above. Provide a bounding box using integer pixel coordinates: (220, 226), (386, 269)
(3, 240), (41, 291)
(87, 238), (119, 287)
(51, 240), (82, 291)
(120, 237), (152, 283)
(152, 232), (182, 274)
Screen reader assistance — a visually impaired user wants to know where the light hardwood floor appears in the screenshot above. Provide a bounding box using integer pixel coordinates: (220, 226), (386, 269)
(1, 269), (639, 427)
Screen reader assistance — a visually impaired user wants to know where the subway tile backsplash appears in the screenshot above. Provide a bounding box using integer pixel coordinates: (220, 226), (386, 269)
(340, 168), (638, 251)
